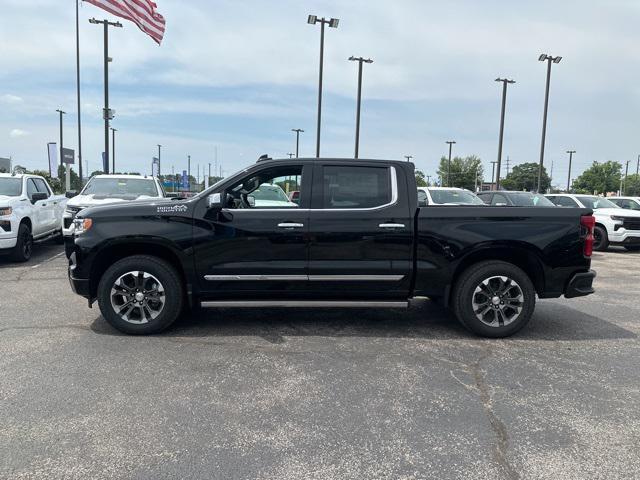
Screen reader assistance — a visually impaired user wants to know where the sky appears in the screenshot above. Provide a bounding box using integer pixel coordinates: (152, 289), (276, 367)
(1, 0), (640, 184)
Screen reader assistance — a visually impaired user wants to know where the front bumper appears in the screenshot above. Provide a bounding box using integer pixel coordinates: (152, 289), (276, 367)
(564, 270), (596, 298)
(609, 230), (640, 245)
(68, 251), (91, 299)
(0, 235), (18, 251)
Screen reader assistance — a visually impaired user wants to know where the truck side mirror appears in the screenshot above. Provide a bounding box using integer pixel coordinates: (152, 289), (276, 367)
(31, 192), (48, 204)
(207, 193), (222, 209)
(65, 190), (78, 199)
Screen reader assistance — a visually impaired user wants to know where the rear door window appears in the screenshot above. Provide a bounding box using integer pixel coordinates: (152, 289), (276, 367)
(322, 166), (392, 209)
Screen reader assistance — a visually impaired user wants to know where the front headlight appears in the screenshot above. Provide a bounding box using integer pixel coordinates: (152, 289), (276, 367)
(610, 216), (625, 221)
(73, 218), (93, 235)
(0, 207), (12, 216)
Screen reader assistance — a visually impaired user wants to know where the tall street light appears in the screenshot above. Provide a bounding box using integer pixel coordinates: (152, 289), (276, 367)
(495, 78), (515, 190)
(157, 144), (162, 176)
(537, 53), (562, 192)
(307, 14), (339, 158)
(110, 127), (117, 173)
(566, 150), (576, 192)
(75, 0), (83, 184)
(348, 56), (373, 158)
(89, 17), (123, 174)
(491, 161), (498, 190)
(55, 109), (66, 169)
(291, 129), (304, 157)
(404, 155), (413, 162)
(446, 141), (456, 187)
(637, 154), (639, 176)
(624, 160), (631, 195)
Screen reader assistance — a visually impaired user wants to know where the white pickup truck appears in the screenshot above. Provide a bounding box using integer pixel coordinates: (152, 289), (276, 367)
(0, 173), (67, 261)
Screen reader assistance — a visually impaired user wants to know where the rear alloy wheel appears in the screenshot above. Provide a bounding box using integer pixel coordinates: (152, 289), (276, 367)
(98, 255), (183, 335)
(452, 261), (536, 338)
(11, 223), (33, 262)
(593, 225), (609, 252)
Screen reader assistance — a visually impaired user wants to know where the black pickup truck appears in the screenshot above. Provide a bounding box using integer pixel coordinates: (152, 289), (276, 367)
(67, 158), (596, 337)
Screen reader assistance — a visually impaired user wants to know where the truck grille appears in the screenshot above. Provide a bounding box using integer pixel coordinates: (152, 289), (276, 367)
(622, 218), (640, 231)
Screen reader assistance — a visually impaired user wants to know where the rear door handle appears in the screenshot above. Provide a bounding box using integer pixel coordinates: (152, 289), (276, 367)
(379, 223), (405, 229)
(277, 222), (304, 229)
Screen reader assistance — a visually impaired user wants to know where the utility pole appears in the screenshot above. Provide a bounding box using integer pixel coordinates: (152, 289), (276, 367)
(566, 150), (576, 192)
(157, 145), (162, 177)
(404, 155), (413, 162)
(348, 56), (373, 158)
(55, 109), (66, 169)
(89, 18), (123, 175)
(307, 15), (340, 158)
(495, 78), (515, 190)
(110, 127), (117, 173)
(506, 156), (511, 176)
(426, 174), (432, 186)
(188, 155), (191, 191)
(637, 154), (639, 176)
(537, 53), (563, 192)
(446, 141), (456, 187)
(75, 0), (83, 184)
(491, 161), (498, 190)
(291, 129), (304, 158)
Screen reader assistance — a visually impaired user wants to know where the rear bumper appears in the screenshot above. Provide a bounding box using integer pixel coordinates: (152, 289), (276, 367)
(564, 270), (596, 298)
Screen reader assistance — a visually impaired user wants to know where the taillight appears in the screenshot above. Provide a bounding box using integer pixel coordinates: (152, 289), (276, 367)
(581, 215), (595, 257)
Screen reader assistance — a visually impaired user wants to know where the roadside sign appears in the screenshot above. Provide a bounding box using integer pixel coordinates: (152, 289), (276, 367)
(62, 148), (75, 165)
(182, 170), (189, 190)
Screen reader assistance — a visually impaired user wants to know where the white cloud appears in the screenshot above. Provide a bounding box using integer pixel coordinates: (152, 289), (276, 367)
(1, 94), (23, 104)
(9, 129), (29, 138)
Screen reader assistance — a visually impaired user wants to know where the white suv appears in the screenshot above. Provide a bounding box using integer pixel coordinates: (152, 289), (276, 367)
(417, 187), (484, 206)
(62, 175), (165, 238)
(609, 197), (640, 211)
(546, 194), (640, 251)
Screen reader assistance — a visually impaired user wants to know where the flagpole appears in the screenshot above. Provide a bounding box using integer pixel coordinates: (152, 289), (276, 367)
(76, 0), (83, 184)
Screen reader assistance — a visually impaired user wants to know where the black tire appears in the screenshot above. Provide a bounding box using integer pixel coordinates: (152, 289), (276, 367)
(593, 225), (609, 252)
(10, 223), (33, 262)
(452, 261), (536, 338)
(624, 245), (640, 252)
(97, 255), (183, 335)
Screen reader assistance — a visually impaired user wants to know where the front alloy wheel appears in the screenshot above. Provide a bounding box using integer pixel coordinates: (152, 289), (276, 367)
(110, 271), (166, 324)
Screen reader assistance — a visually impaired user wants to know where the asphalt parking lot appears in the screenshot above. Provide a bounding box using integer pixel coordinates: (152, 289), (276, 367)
(1, 246), (639, 480)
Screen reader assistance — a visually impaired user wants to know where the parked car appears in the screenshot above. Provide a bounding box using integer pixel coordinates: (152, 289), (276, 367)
(0, 173), (67, 261)
(546, 194), (640, 251)
(67, 157), (596, 338)
(417, 187), (484, 206)
(63, 174), (165, 238)
(608, 197), (640, 211)
(477, 191), (556, 207)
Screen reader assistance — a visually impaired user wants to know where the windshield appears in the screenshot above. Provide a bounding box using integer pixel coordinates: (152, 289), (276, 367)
(428, 189), (484, 205)
(81, 178), (159, 199)
(0, 178), (22, 196)
(510, 192), (556, 207)
(252, 184), (289, 202)
(576, 196), (619, 209)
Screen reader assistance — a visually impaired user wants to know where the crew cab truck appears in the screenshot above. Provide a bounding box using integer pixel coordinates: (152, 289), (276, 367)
(67, 158), (596, 338)
(0, 173), (67, 262)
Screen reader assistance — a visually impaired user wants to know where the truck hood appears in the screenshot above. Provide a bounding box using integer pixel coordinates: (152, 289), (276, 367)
(593, 208), (640, 218)
(79, 197), (191, 218)
(0, 194), (19, 206)
(67, 193), (160, 208)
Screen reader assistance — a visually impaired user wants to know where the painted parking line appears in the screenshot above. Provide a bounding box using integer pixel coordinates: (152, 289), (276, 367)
(30, 251), (65, 269)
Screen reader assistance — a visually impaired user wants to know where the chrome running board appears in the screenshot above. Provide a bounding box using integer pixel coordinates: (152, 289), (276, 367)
(200, 300), (409, 308)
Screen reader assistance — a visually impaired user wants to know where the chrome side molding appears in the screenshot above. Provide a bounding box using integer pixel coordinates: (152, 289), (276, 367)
(205, 274), (405, 282)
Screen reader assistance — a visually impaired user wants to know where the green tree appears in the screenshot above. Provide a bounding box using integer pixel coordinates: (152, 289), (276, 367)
(622, 173), (640, 196)
(415, 170), (428, 187)
(501, 162), (551, 192)
(572, 161), (621, 195)
(436, 155), (483, 190)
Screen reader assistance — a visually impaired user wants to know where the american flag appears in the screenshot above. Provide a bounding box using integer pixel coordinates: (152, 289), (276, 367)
(83, 0), (166, 45)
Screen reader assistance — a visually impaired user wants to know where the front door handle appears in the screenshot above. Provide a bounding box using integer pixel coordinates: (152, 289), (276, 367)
(277, 222), (304, 229)
(379, 223), (405, 229)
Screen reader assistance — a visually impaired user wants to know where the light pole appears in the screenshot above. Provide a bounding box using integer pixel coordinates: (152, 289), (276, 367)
(566, 150), (576, 192)
(291, 129), (304, 157)
(637, 154), (639, 176)
(624, 160), (631, 195)
(89, 17), (123, 174)
(157, 144), (162, 177)
(55, 109), (66, 169)
(307, 15), (339, 158)
(491, 161), (498, 190)
(348, 56), (373, 158)
(537, 53), (562, 192)
(75, 0), (83, 184)
(188, 155), (191, 191)
(495, 78), (515, 190)
(110, 127), (117, 173)
(446, 141), (456, 187)
(404, 155), (413, 162)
